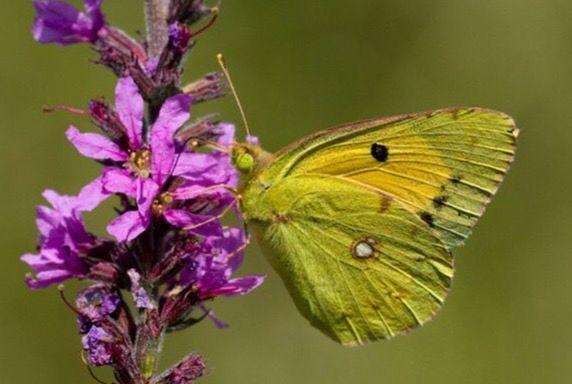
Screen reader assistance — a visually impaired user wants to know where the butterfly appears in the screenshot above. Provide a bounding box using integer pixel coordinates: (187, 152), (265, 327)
(229, 107), (518, 346)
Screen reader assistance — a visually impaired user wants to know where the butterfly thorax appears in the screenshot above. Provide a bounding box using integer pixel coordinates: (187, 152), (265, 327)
(231, 142), (276, 220)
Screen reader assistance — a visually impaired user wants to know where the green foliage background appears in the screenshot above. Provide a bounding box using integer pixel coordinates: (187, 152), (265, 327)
(1, 1), (571, 383)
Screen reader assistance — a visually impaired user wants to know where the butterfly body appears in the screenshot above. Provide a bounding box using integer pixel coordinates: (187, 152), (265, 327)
(232, 108), (518, 345)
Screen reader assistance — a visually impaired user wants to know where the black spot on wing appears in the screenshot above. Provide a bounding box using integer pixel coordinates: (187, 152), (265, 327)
(450, 175), (462, 184)
(420, 211), (435, 227)
(432, 195), (448, 209)
(371, 143), (389, 162)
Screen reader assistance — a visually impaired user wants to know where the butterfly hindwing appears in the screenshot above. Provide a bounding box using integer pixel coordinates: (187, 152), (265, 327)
(270, 108), (518, 249)
(249, 175), (453, 345)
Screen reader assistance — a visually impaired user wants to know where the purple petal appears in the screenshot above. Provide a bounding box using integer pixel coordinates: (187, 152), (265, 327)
(32, 0), (101, 45)
(151, 94), (192, 185)
(25, 269), (76, 288)
(102, 167), (135, 196)
(66, 126), (127, 161)
(213, 123), (235, 146)
(21, 248), (87, 288)
(102, 173), (157, 241)
(199, 305), (229, 329)
(81, 326), (114, 366)
(107, 211), (147, 242)
(35, 205), (61, 241)
(115, 77), (144, 149)
(35, 189), (94, 250)
(84, 0), (104, 30)
(77, 176), (111, 212)
(164, 210), (222, 237)
(218, 227), (247, 271)
(173, 153), (238, 188)
(36, 207), (68, 249)
(33, 0), (86, 44)
(207, 275), (265, 297)
(22, 248), (66, 271)
(136, 177), (160, 217)
(172, 153), (219, 177)
(42, 189), (76, 217)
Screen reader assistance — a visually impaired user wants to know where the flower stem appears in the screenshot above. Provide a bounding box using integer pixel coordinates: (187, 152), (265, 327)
(145, 0), (170, 58)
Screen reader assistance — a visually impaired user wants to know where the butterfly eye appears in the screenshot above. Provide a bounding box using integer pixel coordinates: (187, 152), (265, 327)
(235, 152), (255, 173)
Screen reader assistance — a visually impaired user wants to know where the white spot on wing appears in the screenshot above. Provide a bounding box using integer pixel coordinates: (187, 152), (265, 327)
(353, 241), (374, 259)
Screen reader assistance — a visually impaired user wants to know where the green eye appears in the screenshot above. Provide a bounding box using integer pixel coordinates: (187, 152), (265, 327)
(236, 152), (255, 173)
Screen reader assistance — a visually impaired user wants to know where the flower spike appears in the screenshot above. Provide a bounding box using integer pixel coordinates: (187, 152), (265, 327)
(24, 3), (263, 382)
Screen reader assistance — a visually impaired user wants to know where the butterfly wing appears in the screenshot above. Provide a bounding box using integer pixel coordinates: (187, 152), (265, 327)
(248, 174), (453, 345)
(267, 108), (518, 249)
(241, 107), (517, 343)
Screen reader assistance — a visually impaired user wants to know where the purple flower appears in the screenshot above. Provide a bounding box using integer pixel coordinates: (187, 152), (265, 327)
(21, 177), (108, 288)
(67, 76), (192, 241)
(76, 285), (120, 320)
(82, 326), (114, 366)
(76, 284), (120, 333)
(67, 77), (241, 243)
(76, 284), (131, 368)
(32, 0), (106, 46)
(159, 227), (263, 328)
(183, 228), (264, 300)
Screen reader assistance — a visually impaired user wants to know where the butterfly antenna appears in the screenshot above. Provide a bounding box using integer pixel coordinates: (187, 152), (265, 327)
(217, 53), (252, 139)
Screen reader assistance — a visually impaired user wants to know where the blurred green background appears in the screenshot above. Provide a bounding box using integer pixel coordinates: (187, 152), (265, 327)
(2, 0), (571, 383)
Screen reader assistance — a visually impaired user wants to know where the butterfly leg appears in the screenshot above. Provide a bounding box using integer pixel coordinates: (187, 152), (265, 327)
(223, 233), (251, 263)
(172, 183), (240, 200)
(182, 194), (240, 232)
(173, 183), (251, 259)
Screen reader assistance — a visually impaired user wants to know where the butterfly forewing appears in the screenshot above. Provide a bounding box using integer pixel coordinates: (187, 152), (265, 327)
(273, 108), (518, 249)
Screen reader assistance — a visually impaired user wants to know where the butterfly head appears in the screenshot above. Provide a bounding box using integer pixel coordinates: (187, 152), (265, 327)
(231, 142), (273, 175)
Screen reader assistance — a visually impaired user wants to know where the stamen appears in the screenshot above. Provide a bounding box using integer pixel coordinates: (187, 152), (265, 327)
(58, 285), (82, 316)
(43, 104), (90, 116)
(191, 7), (219, 37)
(127, 149), (152, 178)
(162, 193), (174, 205)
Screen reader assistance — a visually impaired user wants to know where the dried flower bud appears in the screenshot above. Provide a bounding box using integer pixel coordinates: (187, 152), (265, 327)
(88, 99), (128, 145)
(183, 72), (227, 104)
(153, 353), (206, 384)
(169, 0), (213, 25)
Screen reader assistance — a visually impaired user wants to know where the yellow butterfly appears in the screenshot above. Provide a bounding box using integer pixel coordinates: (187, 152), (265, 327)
(230, 107), (518, 346)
